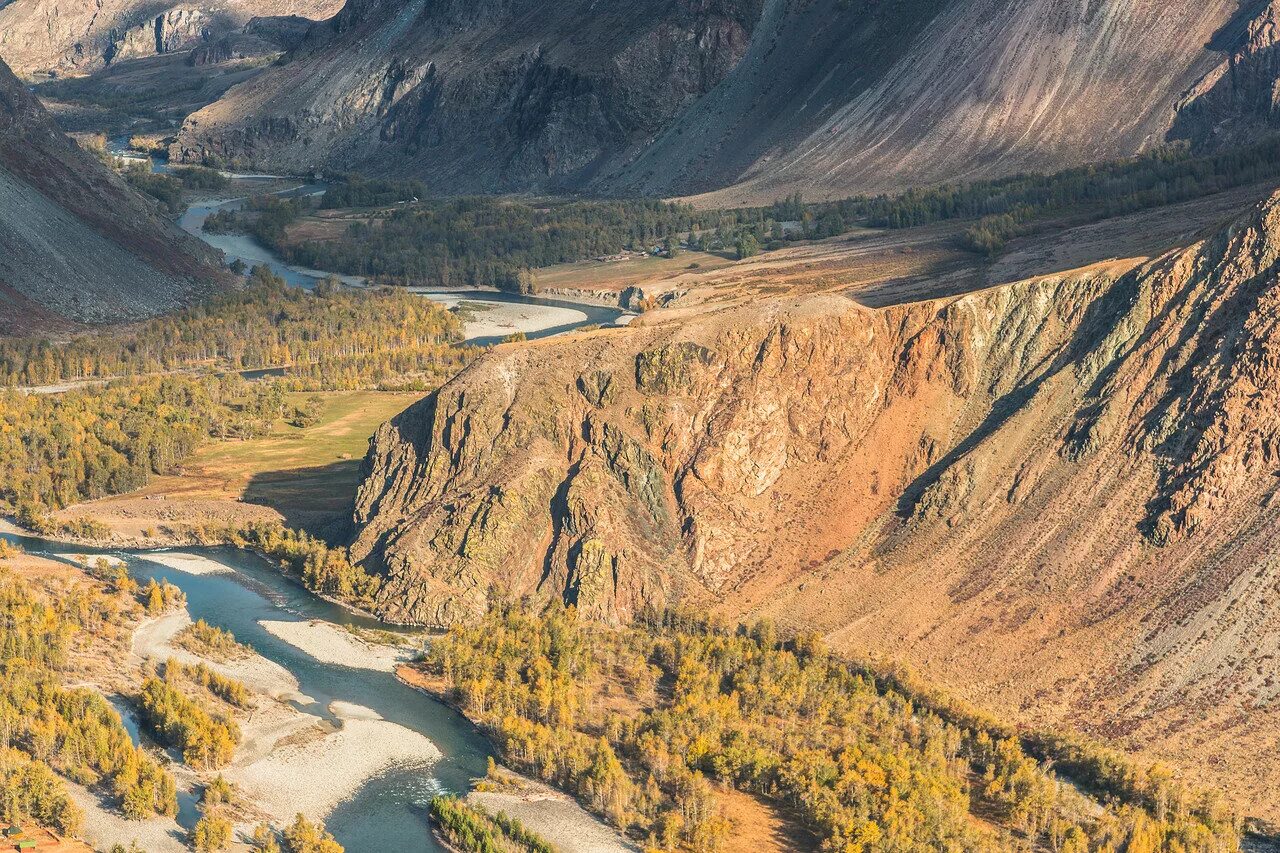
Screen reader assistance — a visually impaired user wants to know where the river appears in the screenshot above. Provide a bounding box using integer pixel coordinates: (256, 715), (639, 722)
(36, 147), (619, 849)
(174, 174), (632, 346)
(2, 531), (490, 852)
(107, 136), (634, 344)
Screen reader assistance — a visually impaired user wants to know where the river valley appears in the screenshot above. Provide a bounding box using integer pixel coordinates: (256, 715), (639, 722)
(2, 531), (490, 851)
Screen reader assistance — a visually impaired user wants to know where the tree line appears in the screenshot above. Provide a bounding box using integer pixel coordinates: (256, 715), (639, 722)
(137, 660), (242, 770)
(179, 521), (382, 612)
(1, 373), (283, 514)
(425, 604), (1240, 853)
(123, 164), (230, 215)
(201, 134), (1280, 290)
(0, 269), (475, 524)
(211, 193), (778, 293)
(0, 267), (468, 388)
(0, 570), (180, 834)
(176, 619), (252, 663)
(428, 795), (556, 853)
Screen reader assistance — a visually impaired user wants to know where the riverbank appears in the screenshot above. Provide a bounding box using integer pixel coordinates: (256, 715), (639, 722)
(177, 176), (635, 345)
(409, 289), (590, 341)
(125, 575), (445, 832)
(394, 664), (637, 853)
(260, 619), (411, 672)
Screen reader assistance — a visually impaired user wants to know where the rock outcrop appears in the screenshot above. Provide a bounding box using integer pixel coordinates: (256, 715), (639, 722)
(173, 0), (758, 188)
(0, 0), (343, 76)
(176, 0), (1280, 197)
(0, 58), (224, 332)
(351, 190), (1280, 820)
(1171, 0), (1280, 149)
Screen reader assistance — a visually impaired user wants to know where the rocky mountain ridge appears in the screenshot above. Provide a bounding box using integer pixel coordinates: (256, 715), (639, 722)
(176, 0), (1280, 198)
(349, 189), (1280, 821)
(0, 0), (343, 76)
(173, 0), (759, 188)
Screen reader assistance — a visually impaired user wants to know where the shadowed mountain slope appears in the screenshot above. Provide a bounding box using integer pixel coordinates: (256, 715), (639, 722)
(0, 59), (224, 333)
(176, 0), (1280, 199)
(0, 0), (343, 76)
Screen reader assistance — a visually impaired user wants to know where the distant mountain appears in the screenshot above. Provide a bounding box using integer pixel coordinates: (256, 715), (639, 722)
(0, 58), (223, 333)
(0, 0), (344, 77)
(173, 0), (1280, 200)
(173, 0), (759, 191)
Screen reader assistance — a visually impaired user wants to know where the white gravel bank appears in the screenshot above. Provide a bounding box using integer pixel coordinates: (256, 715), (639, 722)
(259, 619), (410, 671)
(228, 702), (442, 821)
(67, 782), (187, 853)
(469, 777), (639, 853)
(133, 610), (301, 700)
(141, 551), (236, 576)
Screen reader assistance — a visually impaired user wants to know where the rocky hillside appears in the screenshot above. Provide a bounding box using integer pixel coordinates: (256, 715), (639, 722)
(0, 0), (343, 77)
(350, 189), (1280, 821)
(173, 0), (759, 188)
(0, 58), (223, 333)
(175, 0), (1280, 197)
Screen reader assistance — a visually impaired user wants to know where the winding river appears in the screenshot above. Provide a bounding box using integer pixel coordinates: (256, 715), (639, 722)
(2, 531), (490, 851)
(22, 146), (628, 849)
(175, 175), (632, 346)
(107, 137), (633, 344)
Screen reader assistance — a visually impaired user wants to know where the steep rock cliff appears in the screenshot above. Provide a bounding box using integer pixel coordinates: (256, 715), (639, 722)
(0, 0), (342, 76)
(351, 191), (1280, 819)
(1171, 0), (1280, 149)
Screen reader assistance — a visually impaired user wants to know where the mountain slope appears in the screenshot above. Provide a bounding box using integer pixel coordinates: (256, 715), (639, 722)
(0, 0), (343, 77)
(173, 0), (760, 189)
(175, 0), (1280, 198)
(0, 58), (223, 332)
(348, 190), (1280, 822)
(641, 0), (1253, 201)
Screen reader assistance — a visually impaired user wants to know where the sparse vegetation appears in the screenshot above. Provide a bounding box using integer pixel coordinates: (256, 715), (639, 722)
(141, 577), (186, 615)
(281, 813), (344, 853)
(429, 795), (557, 853)
(175, 619), (252, 662)
(191, 813), (233, 852)
(171, 659), (252, 709)
(192, 775), (237, 852)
